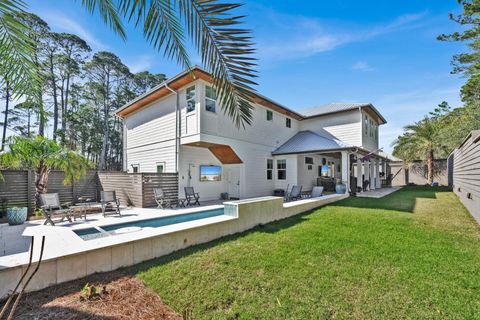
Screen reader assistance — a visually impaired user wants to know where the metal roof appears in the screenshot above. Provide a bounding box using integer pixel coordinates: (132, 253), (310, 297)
(272, 130), (353, 155)
(301, 103), (387, 124)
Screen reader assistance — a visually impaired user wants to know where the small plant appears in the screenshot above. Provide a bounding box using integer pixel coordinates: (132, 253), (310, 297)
(34, 208), (43, 217)
(80, 283), (107, 301)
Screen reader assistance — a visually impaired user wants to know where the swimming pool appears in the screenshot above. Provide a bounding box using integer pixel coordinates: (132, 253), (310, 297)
(74, 208), (225, 241)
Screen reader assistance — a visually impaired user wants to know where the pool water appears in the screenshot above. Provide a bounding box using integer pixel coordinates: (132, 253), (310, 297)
(74, 208), (225, 241)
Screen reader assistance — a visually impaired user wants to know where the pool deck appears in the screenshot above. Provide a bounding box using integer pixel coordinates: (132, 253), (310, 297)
(0, 201), (226, 267)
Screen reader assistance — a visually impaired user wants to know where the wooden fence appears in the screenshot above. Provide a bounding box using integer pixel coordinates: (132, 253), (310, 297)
(97, 172), (178, 207)
(0, 170), (178, 217)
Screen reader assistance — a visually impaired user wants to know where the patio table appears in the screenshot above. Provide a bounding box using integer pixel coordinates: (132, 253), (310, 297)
(71, 200), (101, 221)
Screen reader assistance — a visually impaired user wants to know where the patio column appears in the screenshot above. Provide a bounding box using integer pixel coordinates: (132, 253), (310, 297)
(341, 150), (350, 193)
(371, 158), (377, 190)
(376, 159), (382, 189)
(366, 160), (371, 191)
(356, 155), (362, 192)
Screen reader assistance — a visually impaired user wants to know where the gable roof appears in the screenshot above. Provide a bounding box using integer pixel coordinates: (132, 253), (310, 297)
(272, 130), (353, 155)
(115, 66), (303, 120)
(301, 103), (387, 124)
(115, 66), (386, 124)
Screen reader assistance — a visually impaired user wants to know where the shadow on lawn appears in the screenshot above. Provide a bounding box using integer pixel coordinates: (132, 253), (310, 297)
(330, 186), (451, 213)
(129, 210), (314, 275)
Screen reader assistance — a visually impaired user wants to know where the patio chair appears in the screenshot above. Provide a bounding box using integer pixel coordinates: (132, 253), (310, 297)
(39, 193), (73, 226)
(154, 188), (171, 209)
(310, 186), (324, 198)
(286, 185), (302, 202)
(185, 187), (200, 206)
(100, 191), (121, 217)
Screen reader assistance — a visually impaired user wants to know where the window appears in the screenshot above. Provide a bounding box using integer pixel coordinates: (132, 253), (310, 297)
(205, 85), (216, 113)
(131, 164), (139, 173)
(305, 157), (313, 165)
(277, 159), (286, 180)
(286, 118), (291, 128)
(156, 163), (165, 173)
(186, 86), (196, 113)
(267, 159), (273, 180)
(364, 115), (368, 133)
(266, 110), (273, 121)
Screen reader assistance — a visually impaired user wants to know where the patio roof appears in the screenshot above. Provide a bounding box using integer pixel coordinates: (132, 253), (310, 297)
(272, 130), (353, 155)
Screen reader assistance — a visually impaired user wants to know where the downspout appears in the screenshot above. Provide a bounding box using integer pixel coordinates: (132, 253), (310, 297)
(165, 84), (179, 173)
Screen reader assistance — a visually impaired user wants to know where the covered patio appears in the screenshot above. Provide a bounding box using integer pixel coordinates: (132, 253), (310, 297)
(271, 130), (392, 195)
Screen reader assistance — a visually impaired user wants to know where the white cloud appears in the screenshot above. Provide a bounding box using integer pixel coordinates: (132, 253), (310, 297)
(126, 55), (154, 73)
(352, 61), (374, 71)
(257, 11), (427, 61)
(40, 12), (107, 50)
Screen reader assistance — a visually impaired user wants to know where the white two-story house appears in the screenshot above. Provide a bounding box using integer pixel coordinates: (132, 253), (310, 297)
(115, 67), (388, 200)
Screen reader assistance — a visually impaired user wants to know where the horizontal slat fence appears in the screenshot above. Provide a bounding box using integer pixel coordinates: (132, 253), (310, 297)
(142, 173), (179, 207)
(97, 172), (178, 207)
(0, 170), (179, 218)
(450, 130), (480, 223)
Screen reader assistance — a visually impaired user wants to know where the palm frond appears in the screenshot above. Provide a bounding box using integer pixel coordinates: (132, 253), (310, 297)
(178, 0), (257, 127)
(80, 0), (127, 40)
(0, 0), (40, 97)
(119, 0), (257, 127)
(119, 0), (191, 69)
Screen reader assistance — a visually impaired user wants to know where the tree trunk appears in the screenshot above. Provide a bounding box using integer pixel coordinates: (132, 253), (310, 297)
(35, 164), (50, 208)
(49, 54), (59, 140)
(1, 82), (10, 151)
(427, 150), (434, 185)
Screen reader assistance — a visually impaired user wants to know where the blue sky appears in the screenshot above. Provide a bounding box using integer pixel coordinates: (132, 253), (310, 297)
(26, 0), (465, 154)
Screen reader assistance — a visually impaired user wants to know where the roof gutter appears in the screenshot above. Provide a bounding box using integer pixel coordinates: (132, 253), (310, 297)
(165, 83), (180, 173)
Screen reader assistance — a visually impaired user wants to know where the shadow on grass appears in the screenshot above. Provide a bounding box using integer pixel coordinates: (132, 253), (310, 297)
(330, 186), (451, 213)
(128, 209), (315, 275)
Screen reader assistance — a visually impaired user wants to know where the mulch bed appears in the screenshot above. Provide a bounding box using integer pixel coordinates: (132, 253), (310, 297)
(1, 271), (182, 320)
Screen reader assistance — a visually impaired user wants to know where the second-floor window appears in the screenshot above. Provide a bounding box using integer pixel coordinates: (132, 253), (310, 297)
(205, 85), (216, 113)
(186, 86), (196, 113)
(267, 110), (273, 121)
(267, 159), (273, 180)
(286, 118), (291, 128)
(277, 159), (286, 180)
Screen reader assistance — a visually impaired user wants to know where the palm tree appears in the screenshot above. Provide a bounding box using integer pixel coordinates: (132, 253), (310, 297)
(392, 117), (443, 185)
(0, 0), (257, 127)
(0, 136), (90, 207)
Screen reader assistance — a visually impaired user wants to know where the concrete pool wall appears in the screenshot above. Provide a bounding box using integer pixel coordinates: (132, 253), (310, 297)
(0, 194), (347, 299)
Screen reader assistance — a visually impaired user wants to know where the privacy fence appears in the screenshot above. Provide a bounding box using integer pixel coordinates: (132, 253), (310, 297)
(389, 159), (448, 187)
(448, 130), (480, 223)
(0, 170), (178, 217)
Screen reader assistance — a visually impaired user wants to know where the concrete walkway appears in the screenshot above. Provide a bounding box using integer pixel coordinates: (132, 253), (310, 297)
(356, 187), (402, 198)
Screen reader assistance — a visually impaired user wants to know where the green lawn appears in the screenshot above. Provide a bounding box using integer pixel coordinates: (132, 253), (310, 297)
(132, 187), (480, 319)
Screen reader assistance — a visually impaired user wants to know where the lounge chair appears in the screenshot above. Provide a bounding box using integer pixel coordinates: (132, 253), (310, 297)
(185, 187), (200, 206)
(310, 186), (324, 198)
(286, 185), (302, 202)
(154, 188), (171, 209)
(100, 191), (121, 216)
(39, 193), (73, 226)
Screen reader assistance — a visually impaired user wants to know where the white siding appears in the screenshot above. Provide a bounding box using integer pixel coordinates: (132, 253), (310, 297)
(300, 111), (362, 147)
(199, 80), (299, 149)
(361, 110), (379, 152)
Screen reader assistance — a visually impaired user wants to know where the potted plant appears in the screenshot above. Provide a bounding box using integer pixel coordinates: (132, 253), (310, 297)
(7, 207), (28, 225)
(335, 179), (347, 194)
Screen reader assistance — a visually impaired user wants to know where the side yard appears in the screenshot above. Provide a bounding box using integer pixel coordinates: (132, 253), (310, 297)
(134, 187), (480, 319)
